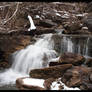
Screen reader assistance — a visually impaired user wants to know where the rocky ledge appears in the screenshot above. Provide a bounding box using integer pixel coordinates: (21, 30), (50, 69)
(16, 52), (92, 90)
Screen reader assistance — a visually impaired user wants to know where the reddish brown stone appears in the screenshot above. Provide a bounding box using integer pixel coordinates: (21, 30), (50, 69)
(29, 64), (72, 79)
(85, 58), (92, 67)
(16, 77), (45, 90)
(59, 52), (85, 65)
(61, 66), (92, 90)
(43, 78), (56, 90)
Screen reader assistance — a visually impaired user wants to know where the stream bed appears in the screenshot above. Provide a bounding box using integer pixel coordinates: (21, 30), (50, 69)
(0, 33), (92, 90)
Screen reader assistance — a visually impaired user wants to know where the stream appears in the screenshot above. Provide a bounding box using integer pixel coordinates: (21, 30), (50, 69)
(0, 33), (92, 90)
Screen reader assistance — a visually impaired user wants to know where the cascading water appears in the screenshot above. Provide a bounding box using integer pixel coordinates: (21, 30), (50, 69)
(0, 33), (57, 86)
(11, 33), (57, 74)
(61, 35), (91, 58)
(60, 36), (73, 53)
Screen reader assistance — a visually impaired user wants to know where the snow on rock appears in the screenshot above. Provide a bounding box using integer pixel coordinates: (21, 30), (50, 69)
(82, 26), (88, 30)
(23, 78), (45, 88)
(76, 13), (88, 17)
(35, 15), (40, 19)
(51, 78), (80, 90)
(61, 13), (70, 19)
(49, 57), (60, 62)
(28, 15), (36, 31)
(56, 13), (61, 17)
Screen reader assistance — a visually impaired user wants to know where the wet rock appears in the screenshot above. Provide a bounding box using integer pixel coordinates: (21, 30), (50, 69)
(0, 35), (31, 62)
(0, 49), (5, 62)
(49, 62), (63, 66)
(43, 78), (56, 90)
(85, 58), (92, 67)
(35, 27), (56, 35)
(59, 52), (85, 65)
(16, 77), (45, 90)
(86, 2), (92, 12)
(61, 66), (92, 90)
(83, 13), (92, 32)
(63, 22), (82, 34)
(29, 64), (72, 79)
(0, 61), (10, 69)
(38, 19), (57, 28)
(89, 73), (92, 82)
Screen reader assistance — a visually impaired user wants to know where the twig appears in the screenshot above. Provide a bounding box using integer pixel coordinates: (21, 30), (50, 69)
(2, 2), (20, 25)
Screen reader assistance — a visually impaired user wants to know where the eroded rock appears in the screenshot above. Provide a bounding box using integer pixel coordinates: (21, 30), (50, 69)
(29, 64), (72, 79)
(16, 77), (45, 90)
(61, 66), (92, 90)
(59, 52), (85, 65)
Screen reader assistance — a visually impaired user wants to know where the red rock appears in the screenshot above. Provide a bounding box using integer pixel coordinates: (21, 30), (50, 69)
(89, 73), (92, 82)
(61, 66), (92, 89)
(85, 58), (92, 67)
(29, 64), (72, 79)
(59, 52), (85, 65)
(16, 77), (45, 90)
(43, 78), (55, 90)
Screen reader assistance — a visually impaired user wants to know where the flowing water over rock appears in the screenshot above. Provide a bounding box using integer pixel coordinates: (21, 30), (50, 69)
(0, 33), (92, 90)
(0, 33), (57, 87)
(52, 34), (92, 58)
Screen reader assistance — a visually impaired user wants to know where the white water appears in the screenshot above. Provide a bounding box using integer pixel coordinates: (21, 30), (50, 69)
(51, 78), (80, 90)
(0, 33), (57, 86)
(61, 36), (90, 58)
(61, 36), (73, 53)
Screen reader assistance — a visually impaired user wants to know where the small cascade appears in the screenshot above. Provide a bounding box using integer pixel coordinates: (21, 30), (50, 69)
(85, 37), (89, 57)
(67, 37), (73, 53)
(61, 36), (73, 53)
(11, 34), (57, 74)
(0, 33), (57, 86)
(60, 36), (91, 57)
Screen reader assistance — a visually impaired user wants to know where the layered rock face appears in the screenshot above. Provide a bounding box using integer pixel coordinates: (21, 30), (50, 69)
(29, 64), (72, 79)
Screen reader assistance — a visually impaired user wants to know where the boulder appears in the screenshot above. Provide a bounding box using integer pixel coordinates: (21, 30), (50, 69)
(86, 2), (92, 12)
(89, 73), (92, 82)
(35, 27), (56, 35)
(38, 19), (57, 28)
(83, 13), (92, 32)
(85, 58), (92, 67)
(49, 62), (63, 66)
(16, 77), (45, 90)
(43, 78), (56, 90)
(59, 52), (85, 65)
(0, 61), (10, 69)
(61, 66), (92, 90)
(63, 22), (82, 34)
(0, 35), (31, 63)
(29, 64), (72, 79)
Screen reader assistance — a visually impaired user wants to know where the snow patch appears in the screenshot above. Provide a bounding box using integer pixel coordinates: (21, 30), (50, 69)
(23, 78), (45, 88)
(51, 78), (80, 90)
(28, 15), (36, 31)
(56, 13), (61, 16)
(35, 15), (40, 19)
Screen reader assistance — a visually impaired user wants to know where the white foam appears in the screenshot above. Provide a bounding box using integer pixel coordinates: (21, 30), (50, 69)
(0, 69), (28, 86)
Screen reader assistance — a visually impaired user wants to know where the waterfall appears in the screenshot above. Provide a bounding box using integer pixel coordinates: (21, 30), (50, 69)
(0, 33), (57, 86)
(61, 36), (73, 53)
(11, 34), (57, 74)
(85, 37), (89, 56)
(67, 37), (73, 53)
(60, 36), (90, 57)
